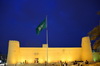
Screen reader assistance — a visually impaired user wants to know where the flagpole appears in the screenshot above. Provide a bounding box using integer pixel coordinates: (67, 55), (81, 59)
(46, 16), (48, 44)
(46, 15), (48, 64)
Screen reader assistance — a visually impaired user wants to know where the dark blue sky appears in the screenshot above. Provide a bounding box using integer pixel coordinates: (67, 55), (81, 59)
(0, 0), (100, 54)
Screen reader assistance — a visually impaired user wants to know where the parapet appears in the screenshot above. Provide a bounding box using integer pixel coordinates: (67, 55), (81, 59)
(42, 44), (48, 48)
(81, 36), (91, 45)
(9, 40), (19, 44)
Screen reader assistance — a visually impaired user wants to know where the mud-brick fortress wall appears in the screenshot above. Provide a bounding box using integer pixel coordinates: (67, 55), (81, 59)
(7, 36), (93, 64)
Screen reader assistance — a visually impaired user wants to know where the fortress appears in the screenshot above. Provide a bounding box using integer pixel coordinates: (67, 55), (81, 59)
(7, 36), (93, 64)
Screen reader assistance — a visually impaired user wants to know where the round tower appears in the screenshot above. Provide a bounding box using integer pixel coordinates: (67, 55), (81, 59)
(7, 40), (20, 64)
(81, 36), (93, 62)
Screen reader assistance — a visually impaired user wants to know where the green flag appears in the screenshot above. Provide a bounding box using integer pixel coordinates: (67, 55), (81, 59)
(36, 19), (46, 34)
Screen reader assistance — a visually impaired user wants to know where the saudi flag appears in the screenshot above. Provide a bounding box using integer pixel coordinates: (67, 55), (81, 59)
(36, 19), (46, 34)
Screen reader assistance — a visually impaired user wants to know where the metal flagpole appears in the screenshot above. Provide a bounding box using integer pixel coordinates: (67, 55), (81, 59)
(46, 15), (48, 65)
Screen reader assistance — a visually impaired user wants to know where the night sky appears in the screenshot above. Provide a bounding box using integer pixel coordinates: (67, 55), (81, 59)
(0, 0), (100, 54)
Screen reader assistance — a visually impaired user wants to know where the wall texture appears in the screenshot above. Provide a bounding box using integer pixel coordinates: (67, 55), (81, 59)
(7, 36), (93, 64)
(19, 47), (82, 63)
(81, 37), (93, 62)
(7, 40), (20, 64)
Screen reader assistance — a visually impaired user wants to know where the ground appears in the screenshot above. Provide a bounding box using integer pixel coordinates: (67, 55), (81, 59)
(7, 62), (100, 66)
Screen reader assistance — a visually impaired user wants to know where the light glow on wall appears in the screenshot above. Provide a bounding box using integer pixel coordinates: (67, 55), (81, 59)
(61, 58), (66, 62)
(28, 60), (33, 63)
(93, 52), (100, 62)
(61, 56), (73, 62)
(20, 59), (25, 63)
(7, 37), (93, 64)
(39, 59), (44, 63)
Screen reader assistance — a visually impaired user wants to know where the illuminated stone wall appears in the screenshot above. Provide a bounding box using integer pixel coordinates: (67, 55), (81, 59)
(19, 47), (82, 63)
(7, 40), (20, 64)
(7, 36), (93, 64)
(81, 37), (93, 62)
